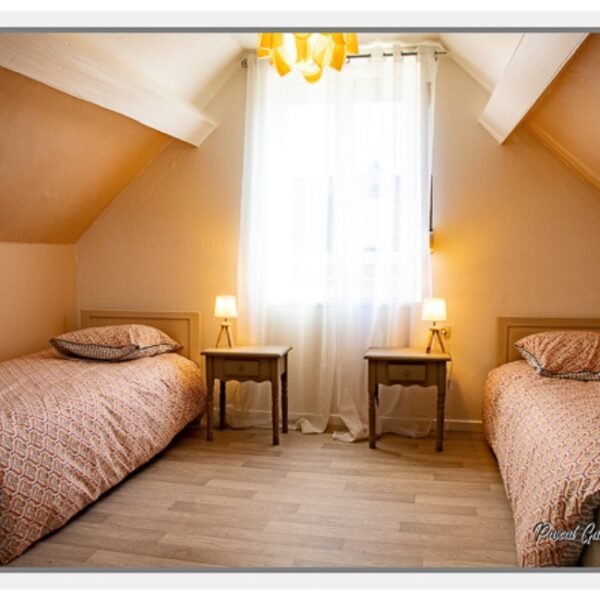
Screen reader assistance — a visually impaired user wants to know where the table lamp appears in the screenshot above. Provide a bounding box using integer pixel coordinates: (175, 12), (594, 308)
(422, 297), (447, 353)
(214, 295), (237, 348)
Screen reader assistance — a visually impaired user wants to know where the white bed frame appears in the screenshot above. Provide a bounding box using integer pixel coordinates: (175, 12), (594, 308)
(80, 310), (201, 367)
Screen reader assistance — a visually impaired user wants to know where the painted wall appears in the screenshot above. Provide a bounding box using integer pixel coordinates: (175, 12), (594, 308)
(76, 59), (600, 426)
(77, 67), (246, 352)
(0, 66), (170, 244)
(432, 57), (600, 422)
(0, 243), (77, 362)
(525, 34), (600, 193)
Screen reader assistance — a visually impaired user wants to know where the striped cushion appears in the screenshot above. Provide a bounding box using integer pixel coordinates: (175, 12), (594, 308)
(51, 324), (181, 361)
(514, 330), (600, 381)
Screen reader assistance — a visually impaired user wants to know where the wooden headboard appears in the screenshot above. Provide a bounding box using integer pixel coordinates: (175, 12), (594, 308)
(497, 316), (600, 366)
(81, 310), (201, 367)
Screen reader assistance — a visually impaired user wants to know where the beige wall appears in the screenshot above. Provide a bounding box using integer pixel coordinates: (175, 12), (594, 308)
(77, 68), (246, 351)
(432, 58), (600, 422)
(76, 59), (600, 426)
(0, 242), (76, 361)
(0, 66), (170, 244)
(525, 34), (600, 193)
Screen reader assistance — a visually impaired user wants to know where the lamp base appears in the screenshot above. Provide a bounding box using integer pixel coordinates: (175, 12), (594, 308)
(426, 326), (447, 354)
(215, 321), (234, 348)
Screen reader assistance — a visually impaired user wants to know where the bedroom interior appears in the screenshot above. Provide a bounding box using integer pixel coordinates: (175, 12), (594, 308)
(1, 26), (600, 571)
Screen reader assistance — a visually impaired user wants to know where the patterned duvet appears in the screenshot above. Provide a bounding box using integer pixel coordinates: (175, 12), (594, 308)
(484, 360), (600, 567)
(0, 349), (205, 564)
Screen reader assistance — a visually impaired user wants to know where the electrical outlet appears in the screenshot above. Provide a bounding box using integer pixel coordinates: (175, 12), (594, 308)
(441, 325), (452, 339)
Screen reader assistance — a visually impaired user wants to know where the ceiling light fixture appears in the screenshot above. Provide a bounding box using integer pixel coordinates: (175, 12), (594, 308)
(257, 33), (359, 83)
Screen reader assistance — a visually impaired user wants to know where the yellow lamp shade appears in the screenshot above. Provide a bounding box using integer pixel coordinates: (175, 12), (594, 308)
(257, 32), (358, 84)
(345, 33), (359, 55)
(215, 295), (238, 319)
(422, 297), (446, 323)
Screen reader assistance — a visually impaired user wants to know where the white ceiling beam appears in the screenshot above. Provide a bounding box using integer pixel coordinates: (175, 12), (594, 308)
(479, 33), (588, 144)
(0, 34), (216, 147)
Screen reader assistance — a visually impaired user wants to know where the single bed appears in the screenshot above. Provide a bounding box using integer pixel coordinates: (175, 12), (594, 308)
(483, 317), (600, 567)
(0, 310), (206, 565)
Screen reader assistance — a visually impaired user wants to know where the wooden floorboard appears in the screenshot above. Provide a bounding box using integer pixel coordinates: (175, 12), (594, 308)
(7, 424), (517, 568)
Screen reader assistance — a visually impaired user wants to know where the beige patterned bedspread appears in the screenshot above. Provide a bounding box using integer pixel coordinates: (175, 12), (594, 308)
(0, 349), (205, 564)
(484, 361), (600, 567)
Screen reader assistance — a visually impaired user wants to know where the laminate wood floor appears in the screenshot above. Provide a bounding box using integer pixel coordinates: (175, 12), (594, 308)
(8, 424), (517, 568)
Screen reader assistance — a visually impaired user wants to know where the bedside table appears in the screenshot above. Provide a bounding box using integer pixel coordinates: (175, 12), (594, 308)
(364, 347), (451, 451)
(201, 345), (292, 445)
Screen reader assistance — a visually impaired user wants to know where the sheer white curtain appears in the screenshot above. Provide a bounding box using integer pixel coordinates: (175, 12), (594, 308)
(232, 46), (439, 440)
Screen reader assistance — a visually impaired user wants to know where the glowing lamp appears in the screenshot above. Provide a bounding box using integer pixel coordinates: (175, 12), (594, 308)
(422, 297), (447, 354)
(214, 295), (237, 347)
(257, 32), (359, 84)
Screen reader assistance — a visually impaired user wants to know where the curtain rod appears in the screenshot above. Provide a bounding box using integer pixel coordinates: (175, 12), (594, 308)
(241, 50), (446, 68)
(348, 50), (447, 60)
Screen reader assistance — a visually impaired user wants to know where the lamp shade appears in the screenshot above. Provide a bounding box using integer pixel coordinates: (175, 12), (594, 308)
(422, 297), (446, 322)
(257, 32), (359, 84)
(214, 295), (238, 319)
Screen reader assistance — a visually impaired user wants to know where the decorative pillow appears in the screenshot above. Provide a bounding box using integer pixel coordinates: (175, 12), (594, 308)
(514, 330), (600, 381)
(51, 324), (181, 361)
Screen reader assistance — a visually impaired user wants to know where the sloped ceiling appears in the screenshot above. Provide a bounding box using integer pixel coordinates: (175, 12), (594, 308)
(524, 34), (600, 193)
(0, 66), (170, 243)
(0, 32), (244, 244)
(79, 33), (243, 109)
(439, 33), (523, 91)
(232, 32), (520, 92)
(0, 31), (594, 244)
(0, 33), (241, 146)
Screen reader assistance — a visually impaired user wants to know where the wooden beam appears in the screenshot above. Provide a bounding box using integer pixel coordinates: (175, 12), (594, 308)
(479, 33), (587, 144)
(0, 34), (216, 147)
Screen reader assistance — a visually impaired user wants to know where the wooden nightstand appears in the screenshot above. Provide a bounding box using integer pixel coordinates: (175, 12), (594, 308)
(364, 347), (451, 451)
(201, 345), (292, 445)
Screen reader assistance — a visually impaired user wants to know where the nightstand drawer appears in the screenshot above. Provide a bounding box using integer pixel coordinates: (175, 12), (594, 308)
(223, 360), (260, 377)
(387, 363), (426, 382)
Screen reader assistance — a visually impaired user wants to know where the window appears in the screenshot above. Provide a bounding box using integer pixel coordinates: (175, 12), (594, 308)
(241, 48), (437, 307)
(236, 46), (439, 438)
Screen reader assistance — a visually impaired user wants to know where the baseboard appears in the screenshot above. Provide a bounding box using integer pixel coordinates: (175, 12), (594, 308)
(445, 419), (483, 432)
(296, 413), (483, 433)
(220, 409), (483, 434)
(327, 414), (346, 429)
(378, 415), (483, 433)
